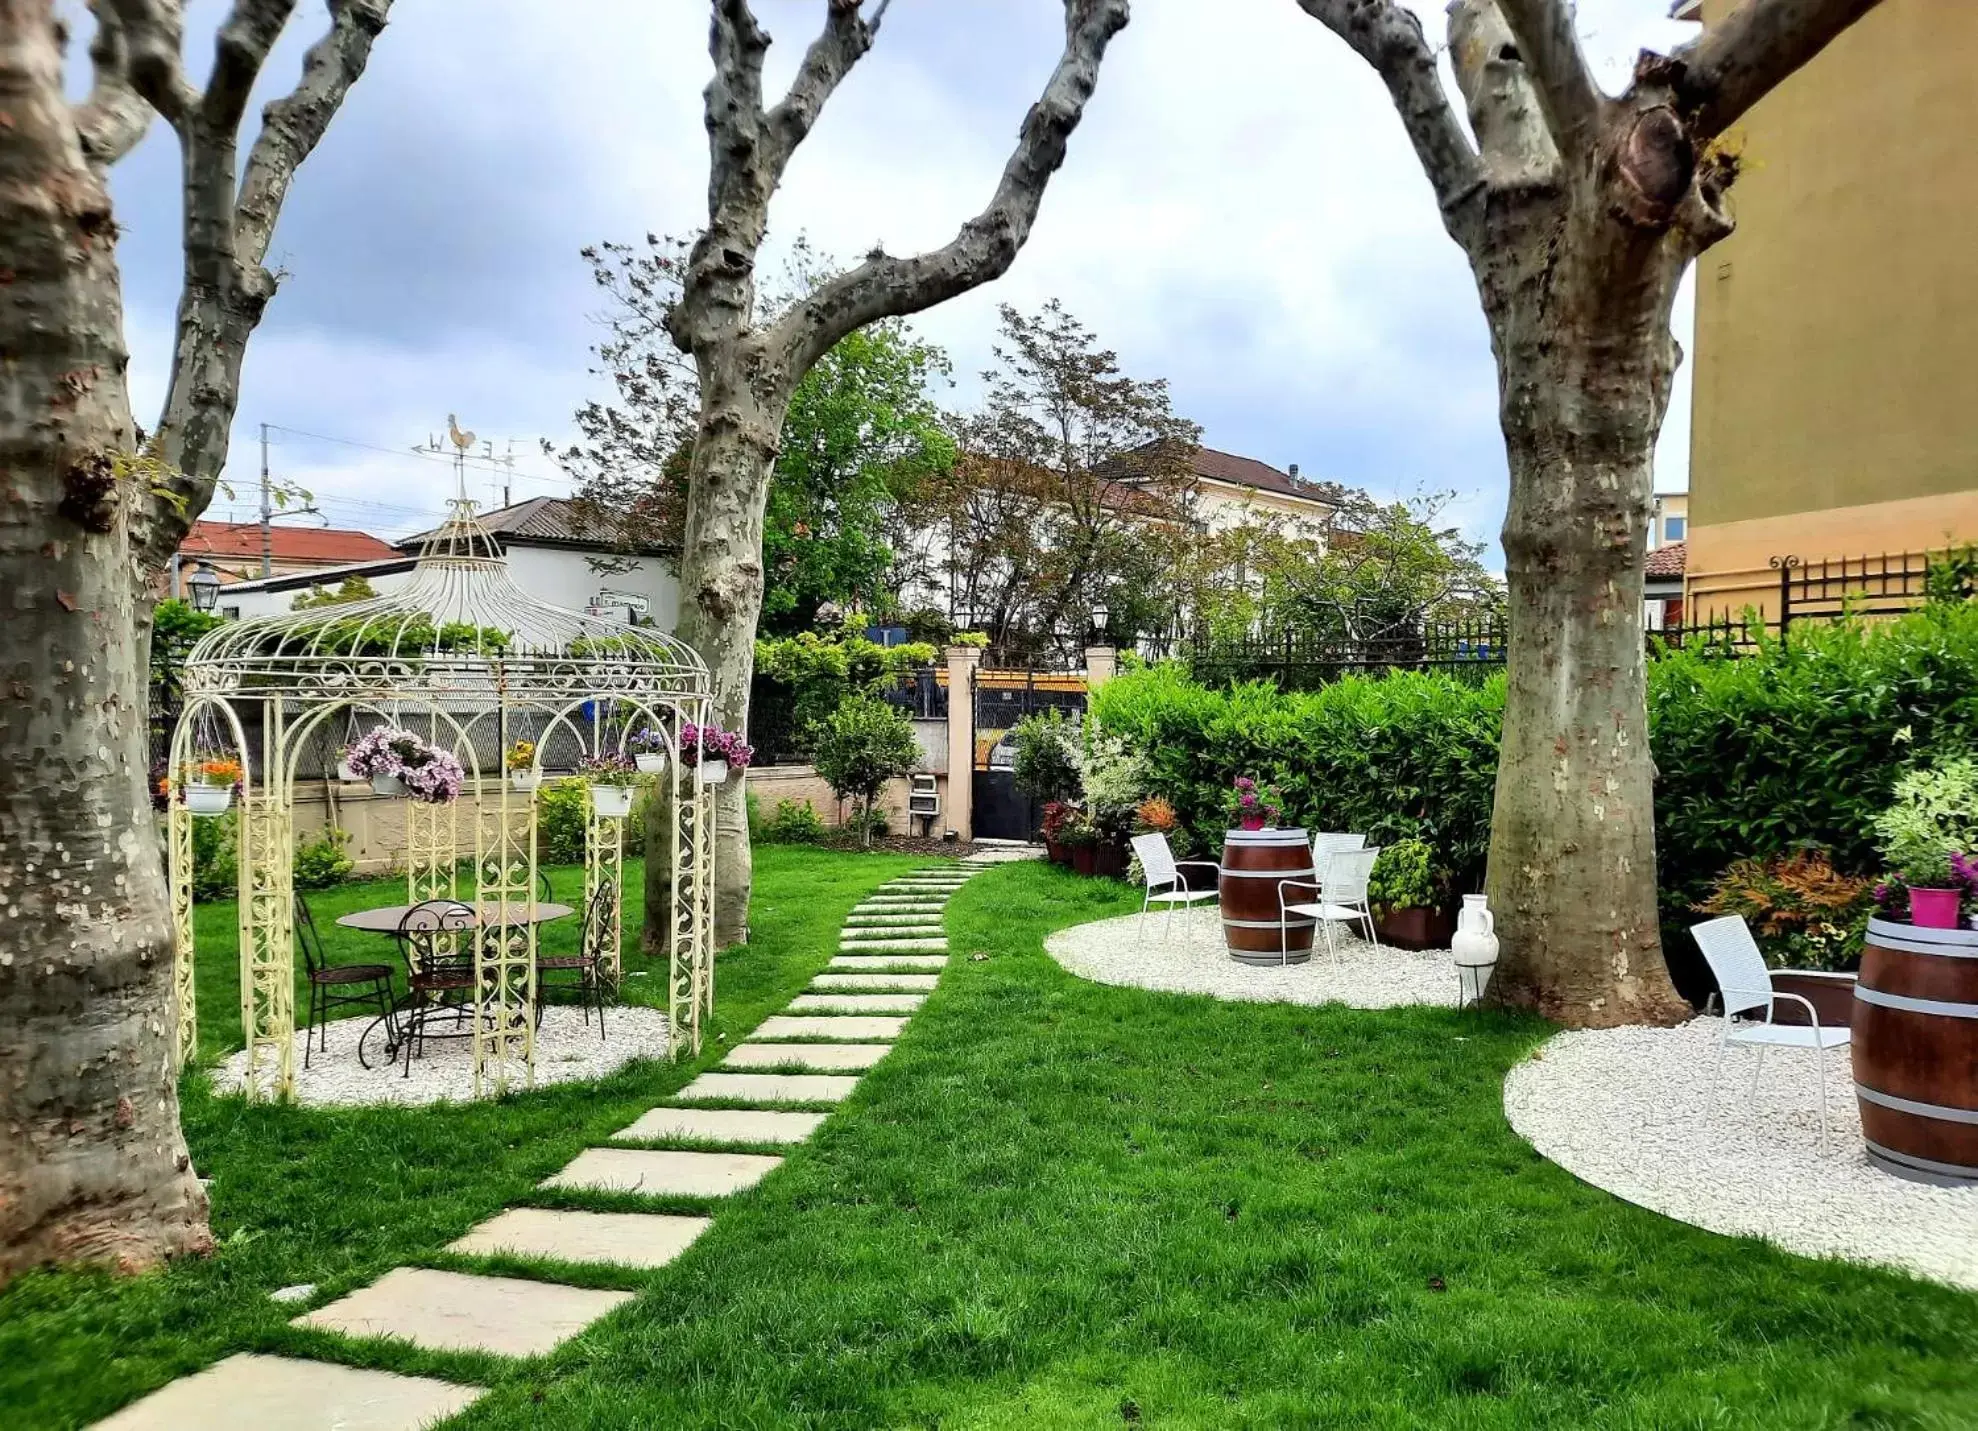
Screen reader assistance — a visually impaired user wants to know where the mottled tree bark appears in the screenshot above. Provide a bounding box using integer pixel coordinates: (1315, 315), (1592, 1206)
(0, 0), (390, 1283)
(665, 0), (1129, 947)
(1294, 0), (1885, 1025)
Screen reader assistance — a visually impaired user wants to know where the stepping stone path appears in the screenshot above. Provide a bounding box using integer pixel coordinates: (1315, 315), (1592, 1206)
(97, 858), (990, 1428)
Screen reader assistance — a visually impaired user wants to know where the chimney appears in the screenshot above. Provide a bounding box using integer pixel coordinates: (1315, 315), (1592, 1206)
(1288, 463), (1300, 480)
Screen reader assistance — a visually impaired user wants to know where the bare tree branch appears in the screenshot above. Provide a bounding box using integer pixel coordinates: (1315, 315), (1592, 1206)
(1448, 0), (1559, 191)
(104, 0), (197, 126)
(1292, 0), (1485, 248)
(72, 3), (154, 167)
(201, 0), (294, 134)
(1670, 0), (1883, 140)
(768, 0), (1131, 377)
(235, 0), (391, 269)
(1492, 0), (1603, 154)
(764, 0), (877, 169)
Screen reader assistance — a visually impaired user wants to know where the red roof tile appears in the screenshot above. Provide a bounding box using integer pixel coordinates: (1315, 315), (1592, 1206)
(181, 521), (397, 565)
(1645, 541), (1687, 578)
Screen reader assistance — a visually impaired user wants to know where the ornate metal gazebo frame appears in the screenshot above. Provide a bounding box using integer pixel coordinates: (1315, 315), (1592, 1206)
(167, 500), (716, 1101)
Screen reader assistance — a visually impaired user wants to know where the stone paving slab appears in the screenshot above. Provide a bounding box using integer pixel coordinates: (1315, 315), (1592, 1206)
(883, 881), (967, 890)
(838, 938), (948, 953)
(448, 1208), (710, 1270)
(725, 1042), (893, 1071)
(841, 927), (945, 939)
(811, 973), (940, 991)
(295, 1267), (631, 1359)
(675, 1071), (862, 1103)
(541, 1146), (784, 1197)
(852, 902), (948, 912)
(753, 1015), (907, 1040)
(613, 1106), (829, 1145)
(788, 993), (927, 1013)
(829, 955), (948, 970)
(94, 1353), (483, 1431)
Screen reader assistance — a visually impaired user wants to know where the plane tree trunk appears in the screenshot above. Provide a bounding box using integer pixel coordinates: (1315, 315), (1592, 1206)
(1292, 0), (1885, 1025)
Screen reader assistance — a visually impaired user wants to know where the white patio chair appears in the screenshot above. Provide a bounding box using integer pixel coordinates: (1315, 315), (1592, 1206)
(1131, 833), (1220, 940)
(1278, 845), (1381, 963)
(1311, 831), (1366, 882)
(1690, 915), (1851, 1147)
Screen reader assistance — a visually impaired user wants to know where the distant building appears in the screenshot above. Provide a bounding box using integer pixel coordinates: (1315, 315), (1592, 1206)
(1679, 0), (1978, 619)
(167, 520), (398, 599)
(1650, 492), (1687, 551)
(1172, 447), (1337, 535)
(204, 497), (680, 627)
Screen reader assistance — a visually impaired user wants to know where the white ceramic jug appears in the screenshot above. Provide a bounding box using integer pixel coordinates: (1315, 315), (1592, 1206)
(1451, 894), (1499, 1006)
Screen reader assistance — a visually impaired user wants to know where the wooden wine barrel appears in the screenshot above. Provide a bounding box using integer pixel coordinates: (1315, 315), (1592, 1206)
(1219, 828), (1315, 965)
(1853, 917), (1978, 1187)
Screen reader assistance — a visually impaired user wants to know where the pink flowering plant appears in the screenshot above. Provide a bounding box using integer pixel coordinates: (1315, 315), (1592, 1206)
(342, 726), (465, 804)
(579, 753), (641, 788)
(679, 721), (754, 771)
(1222, 775), (1283, 829)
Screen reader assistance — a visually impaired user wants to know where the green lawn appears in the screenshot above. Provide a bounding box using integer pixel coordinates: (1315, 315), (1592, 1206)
(4, 853), (1974, 1428)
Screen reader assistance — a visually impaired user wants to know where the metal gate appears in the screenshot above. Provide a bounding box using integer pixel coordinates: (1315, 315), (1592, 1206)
(970, 669), (1086, 842)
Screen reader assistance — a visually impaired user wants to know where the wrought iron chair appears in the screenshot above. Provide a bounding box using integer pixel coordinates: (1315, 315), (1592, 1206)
(537, 867), (554, 907)
(392, 898), (477, 1076)
(536, 881), (615, 1037)
(295, 893), (395, 1069)
(1278, 846), (1382, 963)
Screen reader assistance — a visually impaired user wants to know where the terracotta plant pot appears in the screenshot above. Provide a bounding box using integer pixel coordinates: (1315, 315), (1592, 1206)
(1907, 887), (1963, 929)
(1071, 843), (1097, 876)
(1045, 839), (1069, 866)
(1094, 841), (1127, 879)
(1374, 905), (1457, 952)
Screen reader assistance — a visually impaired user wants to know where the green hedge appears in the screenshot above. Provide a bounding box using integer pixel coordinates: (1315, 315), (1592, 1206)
(1092, 602), (1978, 936)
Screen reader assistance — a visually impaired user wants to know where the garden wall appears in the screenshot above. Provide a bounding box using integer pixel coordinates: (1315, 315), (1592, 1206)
(1091, 603), (1978, 1002)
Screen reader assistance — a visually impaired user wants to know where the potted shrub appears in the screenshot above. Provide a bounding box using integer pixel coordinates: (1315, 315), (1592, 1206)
(1077, 727), (1148, 880)
(1871, 757), (1978, 929)
(1040, 800), (1075, 865)
(184, 753), (241, 817)
(1222, 777), (1281, 832)
(582, 754), (640, 819)
(506, 739), (540, 792)
(1697, 851), (1874, 1026)
(342, 726), (464, 803)
(1062, 808), (1100, 876)
(629, 725), (669, 774)
(1368, 839), (1455, 950)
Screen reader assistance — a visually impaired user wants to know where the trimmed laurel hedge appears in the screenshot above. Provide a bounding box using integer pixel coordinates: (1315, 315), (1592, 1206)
(1092, 602), (1978, 973)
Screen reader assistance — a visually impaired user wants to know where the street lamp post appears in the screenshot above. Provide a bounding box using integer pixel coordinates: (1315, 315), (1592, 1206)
(186, 561), (222, 614)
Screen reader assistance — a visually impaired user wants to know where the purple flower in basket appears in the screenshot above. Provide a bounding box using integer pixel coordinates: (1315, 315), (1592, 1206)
(680, 720), (753, 771)
(341, 726), (463, 804)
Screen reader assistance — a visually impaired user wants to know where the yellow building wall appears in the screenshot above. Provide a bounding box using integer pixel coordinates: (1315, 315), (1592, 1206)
(1686, 0), (1978, 607)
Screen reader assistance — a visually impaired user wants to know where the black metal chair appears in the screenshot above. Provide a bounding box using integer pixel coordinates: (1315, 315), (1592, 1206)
(536, 868), (554, 907)
(296, 893), (395, 1070)
(392, 898), (477, 1076)
(535, 881), (615, 1039)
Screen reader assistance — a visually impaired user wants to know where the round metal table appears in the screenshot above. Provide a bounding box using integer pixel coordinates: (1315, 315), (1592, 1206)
(335, 900), (574, 933)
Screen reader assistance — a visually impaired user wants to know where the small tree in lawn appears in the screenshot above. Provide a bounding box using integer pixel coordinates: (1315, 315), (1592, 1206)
(813, 695), (921, 850)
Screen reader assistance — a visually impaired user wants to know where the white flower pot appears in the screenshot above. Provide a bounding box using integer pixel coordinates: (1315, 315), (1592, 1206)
(370, 773), (407, 797)
(1451, 893), (1500, 1007)
(186, 785), (233, 817)
(336, 758), (361, 782)
(510, 770), (540, 793)
(697, 759), (729, 786)
(634, 752), (667, 774)
(591, 785), (635, 819)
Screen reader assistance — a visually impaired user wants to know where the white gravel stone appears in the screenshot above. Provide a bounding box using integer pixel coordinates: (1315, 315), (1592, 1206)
(1044, 905), (1458, 1009)
(1504, 1019), (1978, 1291)
(212, 1006), (669, 1108)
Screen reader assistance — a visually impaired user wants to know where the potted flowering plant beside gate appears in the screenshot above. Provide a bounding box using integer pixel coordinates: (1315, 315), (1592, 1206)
(1040, 800), (1075, 864)
(581, 753), (641, 818)
(184, 753), (242, 816)
(342, 726), (464, 803)
(1223, 777), (1281, 832)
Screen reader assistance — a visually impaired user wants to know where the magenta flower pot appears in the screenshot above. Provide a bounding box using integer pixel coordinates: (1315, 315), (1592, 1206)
(1239, 815), (1266, 832)
(1908, 886), (1964, 929)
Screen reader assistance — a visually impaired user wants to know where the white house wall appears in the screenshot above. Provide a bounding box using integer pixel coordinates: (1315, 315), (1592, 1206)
(498, 545), (680, 629)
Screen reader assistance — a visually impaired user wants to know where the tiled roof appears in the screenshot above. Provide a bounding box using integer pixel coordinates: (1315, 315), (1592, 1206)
(181, 521), (397, 565)
(1187, 447), (1333, 507)
(1645, 541), (1687, 578)
(399, 496), (667, 552)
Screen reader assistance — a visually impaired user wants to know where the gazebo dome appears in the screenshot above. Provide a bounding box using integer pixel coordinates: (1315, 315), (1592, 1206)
(182, 499), (706, 705)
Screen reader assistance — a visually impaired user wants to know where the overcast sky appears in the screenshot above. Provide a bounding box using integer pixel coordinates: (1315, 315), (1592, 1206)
(98, 0), (1698, 560)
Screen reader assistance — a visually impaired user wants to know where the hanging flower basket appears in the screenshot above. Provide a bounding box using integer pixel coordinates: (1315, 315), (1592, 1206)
(629, 726), (669, 774)
(591, 785), (635, 818)
(342, 726), (464, 804)
(186, 785), (234, 816)
(697, 758), (729, 785)
(581, 754), (640, 818)
(336, 756), (362, 782)
(680, 721), (753, 788)
(506, 739), (540, 792)
(184, 754), (242, 818)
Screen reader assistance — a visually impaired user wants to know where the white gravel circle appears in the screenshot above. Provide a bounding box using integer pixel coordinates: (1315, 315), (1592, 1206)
(214, 1005), (671, 1107)
(1505, 1019), (1978, 1291)
(1044, 905), (1459, 1009)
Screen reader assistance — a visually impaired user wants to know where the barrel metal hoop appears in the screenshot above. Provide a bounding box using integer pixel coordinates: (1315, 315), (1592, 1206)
(1853, 986), (1978, 1019)
(1855, 1083), (1978, 1125)
(1863, 1138), (1978, 1184)
(1221, 916), (1317, 930)
(1217, 867), (1318, 881)
(1866, 916), (1978, 949)
(1864, 932), (1978, 958)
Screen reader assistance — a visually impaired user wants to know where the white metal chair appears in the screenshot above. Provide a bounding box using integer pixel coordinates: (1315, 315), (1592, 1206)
(1278, 845), (1381, 963)
(1311, 831), (1366, 883)
(1131, 833), (1220, 940)
(1690, 915), (1851, 1147)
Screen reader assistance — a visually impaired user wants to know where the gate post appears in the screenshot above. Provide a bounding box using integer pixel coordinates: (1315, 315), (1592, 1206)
(1083, 643), (1118, 690)
(944, 643), (981, 842)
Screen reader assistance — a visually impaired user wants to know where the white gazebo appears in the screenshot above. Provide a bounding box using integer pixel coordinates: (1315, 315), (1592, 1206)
(167, 498), (716, 1100)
